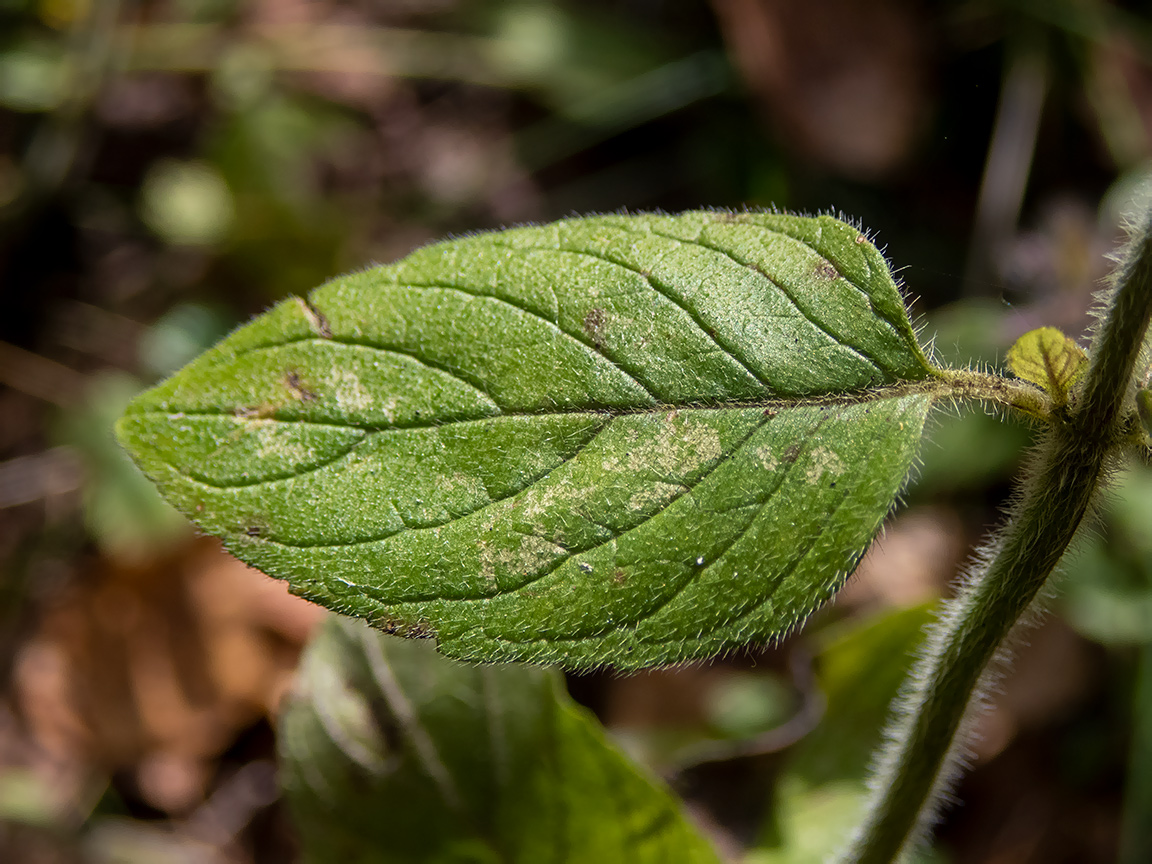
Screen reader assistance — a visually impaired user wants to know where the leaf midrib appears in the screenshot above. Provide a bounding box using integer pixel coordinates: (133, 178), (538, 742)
(130, 374), (946, 435)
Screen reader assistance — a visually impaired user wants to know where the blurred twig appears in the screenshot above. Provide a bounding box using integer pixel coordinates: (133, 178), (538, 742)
(0, 447), (82, 509)
(184, 760), (279, 851)
(122, 24), (517, 87)
(664, 648), (824, 775)
(0, 341), (85, 406)
(966, 43), (1048, 295)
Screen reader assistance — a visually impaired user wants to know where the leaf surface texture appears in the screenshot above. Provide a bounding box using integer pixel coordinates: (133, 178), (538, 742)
(118, 212), (936, 667)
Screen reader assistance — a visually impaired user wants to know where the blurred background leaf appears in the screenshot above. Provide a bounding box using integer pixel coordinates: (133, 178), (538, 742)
(281, 616), (722, 864)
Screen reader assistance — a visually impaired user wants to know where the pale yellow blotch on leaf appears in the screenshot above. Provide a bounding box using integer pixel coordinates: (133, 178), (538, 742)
(1006, 326), (1087, 405)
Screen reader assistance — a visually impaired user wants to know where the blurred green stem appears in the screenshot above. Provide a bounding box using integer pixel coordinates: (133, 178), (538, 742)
(965, 39), (1046, 294)
(1120, 641), (1152, 864)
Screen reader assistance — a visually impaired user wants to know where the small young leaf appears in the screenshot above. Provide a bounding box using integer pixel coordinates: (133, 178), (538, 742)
(1005, 326), (1087, 405)
(116, 211), (938, 668)
(280, 615), (723, 864)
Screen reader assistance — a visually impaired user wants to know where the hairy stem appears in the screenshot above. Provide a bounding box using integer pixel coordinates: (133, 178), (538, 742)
(933, 367), (1050, 419)
(838, 216), (1152, 864)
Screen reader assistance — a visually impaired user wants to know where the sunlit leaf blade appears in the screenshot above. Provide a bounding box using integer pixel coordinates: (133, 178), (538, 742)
(116, 211), (936, 668)
(1006, 326), (1087, 406)
(280, 615), (723, 864)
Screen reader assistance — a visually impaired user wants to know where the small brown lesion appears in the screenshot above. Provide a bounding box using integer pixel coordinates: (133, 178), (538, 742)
(613, 569), (627, 585)
(583, 307), (607, 348)
(284, 370), (318, 402)
(235, 403), (275, 420)
(233, 369), (317, 417)
(377, 618), (405, 636)
(378, 618), (434, 639)
(296, 296), (333, 339)
(816, 260), (840, 280)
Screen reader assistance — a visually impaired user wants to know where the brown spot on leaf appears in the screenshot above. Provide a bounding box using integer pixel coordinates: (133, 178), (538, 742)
(235, 404), (274, 420)
(406, 620), (434, 639)
(377, 618), (404, 635)
(297, 297), (332, 338)
(613, 569), (627, 585)
(783, 443), (801, 464)
(284, 371), (318, 402)
(583, 307), (607, 348)
(377, 618), (433, 639)
(816, 260), (839, 280)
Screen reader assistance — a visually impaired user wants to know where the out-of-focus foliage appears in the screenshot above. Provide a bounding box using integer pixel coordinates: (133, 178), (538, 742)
(749, 604), (942, 864)
(1, 0), (1151, 862)
(1061, 460), (1152, 647)
(54, 371), (188, 561)
(281, 616), (722, 864)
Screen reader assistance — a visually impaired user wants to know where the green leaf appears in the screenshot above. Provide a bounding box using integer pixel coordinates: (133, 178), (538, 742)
(1005, 326), (1087, 406)
(280, 615), (723, 864)
(116, 211), (937, 668)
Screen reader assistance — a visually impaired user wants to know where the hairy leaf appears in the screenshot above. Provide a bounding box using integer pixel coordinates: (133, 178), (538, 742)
(1006, 326), (1087, 406)
(117, 211), (937, 668)
(280, 615), (723, 864)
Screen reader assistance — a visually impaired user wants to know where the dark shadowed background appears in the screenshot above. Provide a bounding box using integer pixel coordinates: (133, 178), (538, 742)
(1, 1), (1151, 862)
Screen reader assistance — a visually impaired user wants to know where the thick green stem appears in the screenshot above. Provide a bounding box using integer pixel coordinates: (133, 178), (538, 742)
(837, 217), (1152, 864)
